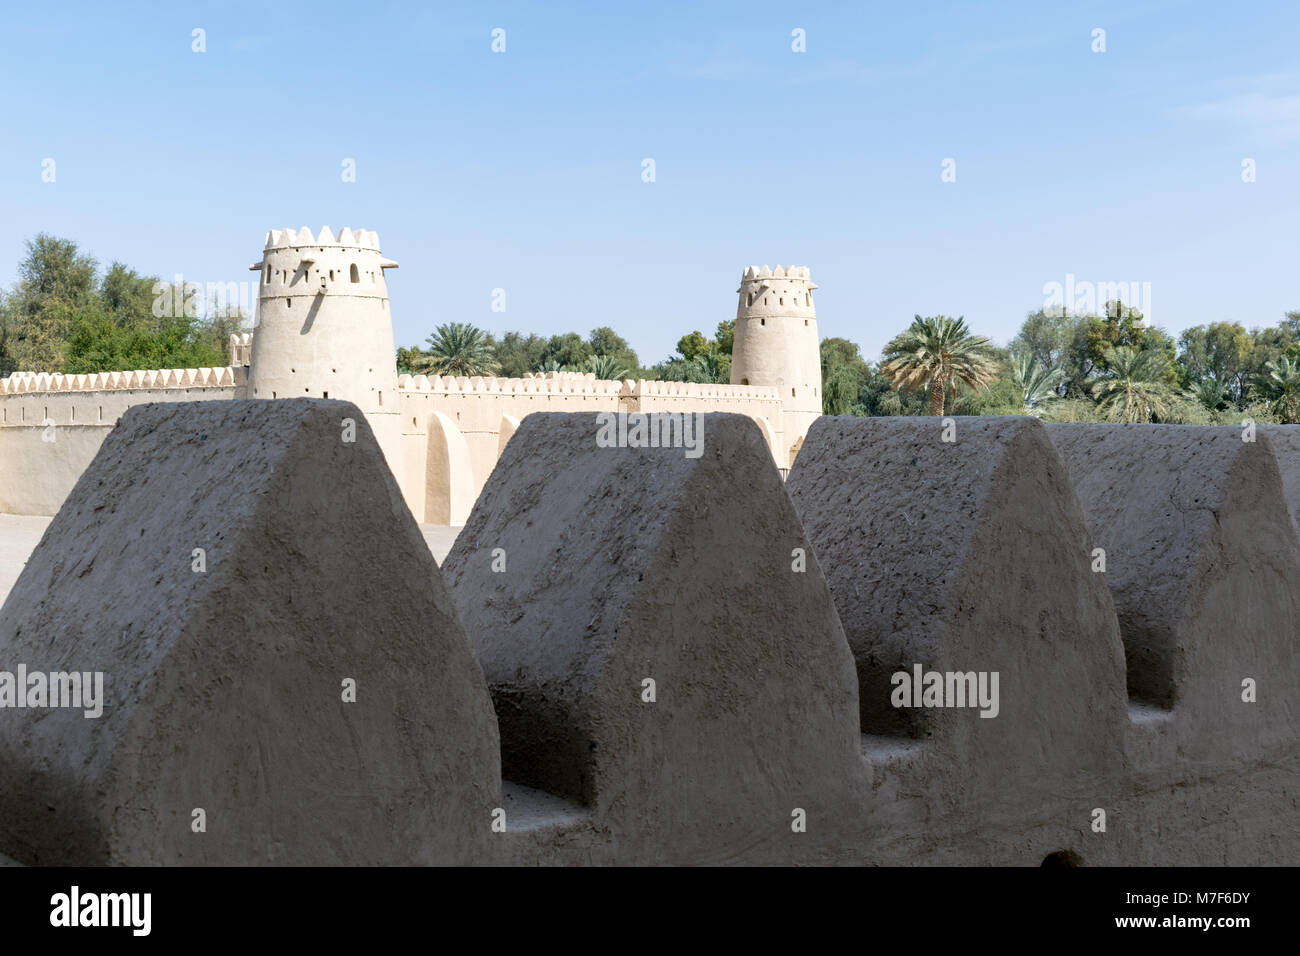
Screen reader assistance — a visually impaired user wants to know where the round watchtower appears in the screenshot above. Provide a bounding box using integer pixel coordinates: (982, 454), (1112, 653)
(247, 226), (402, 470)
(729, 265), (822, 467)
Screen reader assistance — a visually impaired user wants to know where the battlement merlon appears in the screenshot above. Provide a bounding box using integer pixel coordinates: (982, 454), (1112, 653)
(737, 264), (818, 292)
(248, 226), (399, 272)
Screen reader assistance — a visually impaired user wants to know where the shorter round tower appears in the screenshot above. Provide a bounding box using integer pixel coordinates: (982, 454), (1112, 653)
(247, 226), (402, 469)
(729, 265), (822, 467)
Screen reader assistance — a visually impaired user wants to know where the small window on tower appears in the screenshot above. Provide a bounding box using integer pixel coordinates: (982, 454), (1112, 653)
(779, 297), (784, 306)
(350, 263), (360, 283)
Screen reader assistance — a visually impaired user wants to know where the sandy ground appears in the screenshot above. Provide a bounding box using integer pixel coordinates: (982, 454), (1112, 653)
(0, 515), (462, 609)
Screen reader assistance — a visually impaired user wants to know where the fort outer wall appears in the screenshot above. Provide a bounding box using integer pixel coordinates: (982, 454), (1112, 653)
(0, 367), (786, 525)
(0, 369), (243, 515)
(395, 372), (785, 524)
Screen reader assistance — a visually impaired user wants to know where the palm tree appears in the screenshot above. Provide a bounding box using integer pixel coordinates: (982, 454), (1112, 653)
(881, 315), (998, 416)
(582, 354), (630, 380)
(1090, 346), (1176, 422)
(690, 350), (728, 384)
(1258, 356), (1300, 423)
(415, 323), (498, 376)
(1009, 352), (1064, 415)
(531, 358), (564, 374)
(1186, 378), (1228, 412)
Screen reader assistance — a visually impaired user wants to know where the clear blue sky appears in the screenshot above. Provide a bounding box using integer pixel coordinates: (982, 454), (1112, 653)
(2, 0), (1297, 366)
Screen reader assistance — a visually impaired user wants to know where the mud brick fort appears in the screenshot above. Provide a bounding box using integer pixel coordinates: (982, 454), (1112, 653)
(0, 229), (1296, 865)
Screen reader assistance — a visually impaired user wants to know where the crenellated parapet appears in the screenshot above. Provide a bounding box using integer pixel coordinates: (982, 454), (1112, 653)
(395, 370), (782, 402)
(397, 370), (626, 397)
(0, 367), (245, 394)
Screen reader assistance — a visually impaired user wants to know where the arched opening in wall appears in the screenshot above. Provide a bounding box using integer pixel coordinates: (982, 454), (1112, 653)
(329, 269), (335, 281)
(322, 391), (328, 398)
(760, 318), (766, 326)
(378, 391), (383, 406)
(747, 293), (753, 306)
(741, 378), (749, 385)
(425, 411), (475, 526)
(350, 263), (360, 283)
(779, 297), (784, 305)
(1041, 850), (1083, 867)
(791, 388), (796, 397)
(804, 319), (809, 326)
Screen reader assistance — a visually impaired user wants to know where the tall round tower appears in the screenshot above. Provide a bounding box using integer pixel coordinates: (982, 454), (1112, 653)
(247, 226), (403, 470)
(729, 265), (822, 468)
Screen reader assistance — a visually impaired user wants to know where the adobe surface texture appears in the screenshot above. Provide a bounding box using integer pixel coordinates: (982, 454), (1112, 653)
(0, 405), (1296, 865)
(0, 399), (500, 865)
(443, 412), (863, 864)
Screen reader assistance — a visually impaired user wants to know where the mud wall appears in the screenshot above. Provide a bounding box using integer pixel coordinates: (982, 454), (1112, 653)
(0, 408), (1296, 865)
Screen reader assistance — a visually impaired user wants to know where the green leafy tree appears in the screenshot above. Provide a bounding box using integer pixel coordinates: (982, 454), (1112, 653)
(675, 330), (710, 362)
(1176, 321), (1252, 403)
(3, 235), (100, 371)
(416, 322), (499, 376)
(488, 332), (547, 377)
(881, 315), (999, 416)
(539, 332), (593, 369)
(396, 345), (426, 375)
(819, 338), (871, 415)
(586, 326), (640, 376)
(715, 319), (735, 355)
(100, 263), (158, 327)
